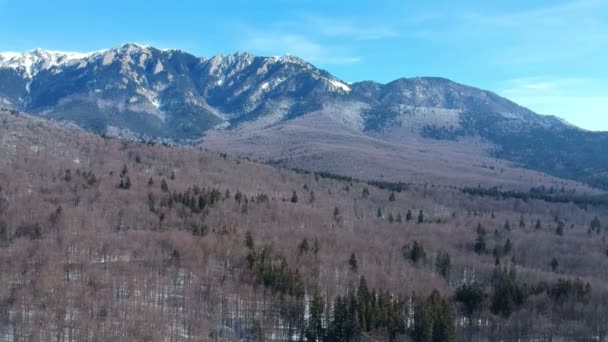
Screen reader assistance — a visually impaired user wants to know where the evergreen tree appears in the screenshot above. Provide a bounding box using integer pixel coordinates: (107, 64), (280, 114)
(312, 239), (320, 255)
(503, 238), (513, 254)
(504, 220), (511, 231)
(417, 210), (424, 224)
(474, 224), (487, 255)
(327, 296), (359, 342)
(591, 216), (601, 232)
(551, 257), (559, 272)
(290, 190), (298, 203)
(119, 176), (131, 189)
(349, 253), (358, 273)
(519, 215), (526, 228)
(406, 209), (413, 222)
(435, 251), (451, 281)
(490, 266), (527, 318)
(305, 289), (325, 341)
(298, 238), (309, 255)
(455, 283), (487, 323)
(405, 241), (427, 264)
(357, 276), (370, 332)
(389, 192), (396, 201)
(362, 187), (370, 198)
(377, 207), (383, 218)
(413, 290), (456, 342)
(535, 219), (542, 230)
(160, 178), (169, 192)
(125, 176), (131, 189)
(388, 212), (394, 223)
(147, 177), (154, 186)
(244, 231), (255, 250)
(556, 221), (565, 236)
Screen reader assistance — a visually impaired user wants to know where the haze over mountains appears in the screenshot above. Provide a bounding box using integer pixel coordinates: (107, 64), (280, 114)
(1, 43), (607, 189)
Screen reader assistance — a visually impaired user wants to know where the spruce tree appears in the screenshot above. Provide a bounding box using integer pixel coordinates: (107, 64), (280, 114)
(551, 258), (559, 272)
(413, 290), (456, 342)
(406, 241), (426, 264)
(474, 224), (487, 255)
(435, 251), (451, 281)
(243, 234), (254, 256)
(349, 253), (358, 273)
(556, 222), (565, 236)
(455, 283), (487, 324)
(298, 239), (309, 255)
(290, 190), (298, 203)
(591, 216), (601, 232)
(305, 289), (325, 341)
(503, 238), (513, 254)
(362, 187), (370, 198)
(312, 239), (320, 255)
(417, 210), (424, 224)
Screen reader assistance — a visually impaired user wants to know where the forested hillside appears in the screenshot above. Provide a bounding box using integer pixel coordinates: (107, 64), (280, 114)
(1, 108), (608, 341)
(3, 45), (608, 190)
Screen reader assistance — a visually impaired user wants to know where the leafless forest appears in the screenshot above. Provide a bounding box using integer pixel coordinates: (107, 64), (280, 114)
(1, 109), (608, 341)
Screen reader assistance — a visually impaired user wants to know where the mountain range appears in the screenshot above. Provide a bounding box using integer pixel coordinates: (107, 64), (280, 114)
(1, 43), (607, 189)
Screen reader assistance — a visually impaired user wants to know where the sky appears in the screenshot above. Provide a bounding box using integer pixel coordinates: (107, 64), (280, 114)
(0, 0), (607, 131)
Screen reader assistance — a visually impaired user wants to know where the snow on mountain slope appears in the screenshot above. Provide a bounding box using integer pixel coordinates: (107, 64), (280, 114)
(1, 43), (607, 189)
(0, 49), (96, 78)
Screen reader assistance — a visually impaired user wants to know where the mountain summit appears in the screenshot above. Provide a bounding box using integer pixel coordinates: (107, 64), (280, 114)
(1, 43), (607, 189)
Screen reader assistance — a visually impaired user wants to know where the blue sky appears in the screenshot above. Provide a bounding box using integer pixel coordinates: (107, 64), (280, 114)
(0, 0), (606, 130)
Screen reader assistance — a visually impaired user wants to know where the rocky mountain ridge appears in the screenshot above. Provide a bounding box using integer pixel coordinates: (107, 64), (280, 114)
(1, 43), (606, 189)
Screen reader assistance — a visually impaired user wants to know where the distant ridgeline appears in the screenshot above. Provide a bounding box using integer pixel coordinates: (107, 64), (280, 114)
(422, 111), (608, 190)
(462, 186), (608, 208)
(292, 168), (608, 208)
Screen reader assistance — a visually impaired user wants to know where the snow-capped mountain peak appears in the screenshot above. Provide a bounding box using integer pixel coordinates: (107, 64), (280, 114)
(0, 48), (93, 78)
